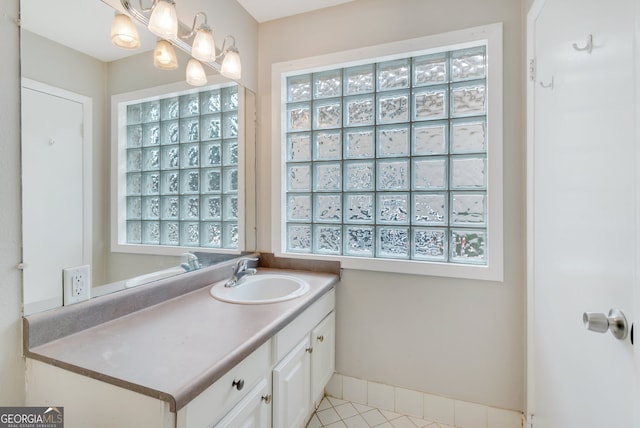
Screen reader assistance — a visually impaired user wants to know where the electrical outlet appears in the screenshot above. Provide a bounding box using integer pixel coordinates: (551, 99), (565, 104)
(63, 265), (91, 305)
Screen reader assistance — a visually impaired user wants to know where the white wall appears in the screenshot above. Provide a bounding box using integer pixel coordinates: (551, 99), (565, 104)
(257, 0), (525, 411)
(0, 0), (26, 405)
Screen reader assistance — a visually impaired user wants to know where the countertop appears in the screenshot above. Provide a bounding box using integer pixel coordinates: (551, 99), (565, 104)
(25, 268), (337, 411)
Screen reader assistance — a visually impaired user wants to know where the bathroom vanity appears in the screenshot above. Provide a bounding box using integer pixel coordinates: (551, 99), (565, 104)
(24, 260), (338, 428)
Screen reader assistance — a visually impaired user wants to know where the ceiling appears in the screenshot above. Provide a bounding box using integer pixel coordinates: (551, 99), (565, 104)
(21, 0), (354, 62)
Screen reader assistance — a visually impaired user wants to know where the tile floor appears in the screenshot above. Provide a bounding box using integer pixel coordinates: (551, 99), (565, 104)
(306, 396), (456, 428)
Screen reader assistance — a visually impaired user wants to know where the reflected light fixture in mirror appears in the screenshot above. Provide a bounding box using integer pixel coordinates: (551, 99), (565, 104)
(153, 39), (179, 70)
(186, 58), (207, 86)
(147, 0), (178, 39)
(111, 13), (140, 49)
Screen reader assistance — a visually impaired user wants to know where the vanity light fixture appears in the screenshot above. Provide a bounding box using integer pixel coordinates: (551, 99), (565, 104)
(185, 12), (216, 62)
(186, 58), (207, 86)
(110, 12), (140, 49)
(147, 0), (178, 39)
(153, 39), (178, 70)
(220, 37), (242, 80)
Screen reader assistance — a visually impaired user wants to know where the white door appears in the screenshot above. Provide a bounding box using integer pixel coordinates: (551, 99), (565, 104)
(527, 0), (638, 427)
(214, 379), (271, 428)
(273, 337), (311, 428)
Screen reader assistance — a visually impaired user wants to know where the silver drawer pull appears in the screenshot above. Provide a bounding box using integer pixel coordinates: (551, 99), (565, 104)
(305, 346), (313, 354)
(261, 394), (272, 404)
(317, 335), (324, 342)
(232, 379), (245, 391)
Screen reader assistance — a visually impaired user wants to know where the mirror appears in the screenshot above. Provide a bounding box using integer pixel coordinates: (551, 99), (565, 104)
(20, 0), (256, 315)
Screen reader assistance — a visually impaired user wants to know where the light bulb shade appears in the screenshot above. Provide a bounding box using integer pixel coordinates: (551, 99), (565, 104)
(191, 27), (216, 62)
(186, 59), (208, 86)
(111, 13), (140, 50)
(148, 0), (178, 39)
(154, 40), (178, 70)
(220, 48), (242, 80)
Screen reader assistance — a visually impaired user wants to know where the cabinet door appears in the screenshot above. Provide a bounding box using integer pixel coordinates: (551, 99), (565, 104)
(273, 337), (311, 428)
(214, 378), (270, 428)
(311, 312), (335, 406)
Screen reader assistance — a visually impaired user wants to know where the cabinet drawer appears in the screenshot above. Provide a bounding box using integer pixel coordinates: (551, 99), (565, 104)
(177, 340), (271, 428)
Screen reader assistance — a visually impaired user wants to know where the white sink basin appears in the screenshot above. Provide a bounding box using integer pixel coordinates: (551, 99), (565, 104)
(210, 274), (310, 304)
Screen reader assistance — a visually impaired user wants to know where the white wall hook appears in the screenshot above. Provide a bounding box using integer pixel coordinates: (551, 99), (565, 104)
(539, 77), (554, 89)
(572, 34), (593, 54)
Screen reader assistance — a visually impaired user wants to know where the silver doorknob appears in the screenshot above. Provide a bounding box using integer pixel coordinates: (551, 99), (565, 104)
(583, 308), (628, 340)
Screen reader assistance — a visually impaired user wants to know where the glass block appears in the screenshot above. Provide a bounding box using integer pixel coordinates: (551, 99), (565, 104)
(287, 133), (312, 162)
(201, 89), (221, 114)
(127, 221), (142, 244)
(377, 125), (410, 157)
(450, 155), (486, 189)
(127, 173), (142, 195)
(223, 222), (239, 249)
(142, 123), (160, 146)
(180, 222), (200, 246)
(222, 85), (239, 112)
(287, 194), (312, 222)
(344, 225), (374, 257)
(201, 196), (222, 220)
(127, 149), (142, 172)
(180, 93), (200, 117)
(314, 99), (342, 129)
(451, 192), (486, 226)
(127, 103), (142, 125)
(314, 162), (342, 192)
(413, 52), (448, 86)
(127, 125), (142, 148)
(223, 140), (239, 166)
(413, 86), (447, 121)
(142, 172), (160, 195)
(344, 128), (375, 159)
(142, 221), (161, 245)
(344, 193), (374, 223)
(377, 193), (409, 224)
(412, 121), (448, 156)
(223, 167), (238, 193)
(201, 222), (222, 247)
(344, 64), (374, 95)
(161, 145), (180, 170)
(180, 118), (200, 142)
(180, 144), (200, 169)
(161, 97), (180, 120)
(451, 46), (486, 82)
(287, 224), (312, 253)
(344, 95), (375, 127)
(203, 142), (222, 166)
(142, 100), (160, 123)
(377, 58), (410, 91)
(313, 224), (341, 255)
(287, 103), (311, 132)
(161, 120), (180, 145)
(223, 194), (239, 221)
(412, 157), (447, 190)
(377, 159), (410, 191)
(180, 196), (200, 220)
(288, 74), (312, 102)
(344, 160), (374, 191)
(142, 196), (160, 220)
(201, 114), (222, 140)
(181, 170), (200, 194)
(377, 90), (410, 124)
(314, 70), (342, 99)
(450, 229), (486, 264)
(377, 226), (410, 259)
(126, 197), (142, 219)
(287, 164), (312, 192)
(451, 81), (486, 117)
(412, 228), (447, 261)
(451, 119), (486, 154)
(313, 194), (342, 223)
(413, 193), (447, 225)
(161, 196), (179, 220)
(223, 113), (239, 138)
(161, 221), (180, 245)
(313, 131), (342, 160)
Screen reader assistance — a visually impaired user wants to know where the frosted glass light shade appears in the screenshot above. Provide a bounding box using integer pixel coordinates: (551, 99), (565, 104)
(186, 59), (207, 86)
(111, 13), (140, 49)
(191, 27), (216, 62)
(220, 48), (241, 80)
(148, 0), (178, 39)
(154, 40), (178, 70)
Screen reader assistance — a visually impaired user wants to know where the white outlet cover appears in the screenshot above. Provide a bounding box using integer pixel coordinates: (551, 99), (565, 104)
(63, 265), (91, 305)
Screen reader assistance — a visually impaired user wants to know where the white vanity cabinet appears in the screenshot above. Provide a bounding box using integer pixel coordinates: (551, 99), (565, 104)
(213, 379), (271, 428)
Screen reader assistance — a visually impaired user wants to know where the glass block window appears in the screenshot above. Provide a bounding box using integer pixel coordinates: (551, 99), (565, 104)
(121, 84), (240, 250)
(283, 46), (489, 265)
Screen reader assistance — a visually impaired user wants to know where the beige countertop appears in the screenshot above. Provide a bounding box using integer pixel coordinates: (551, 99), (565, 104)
(25, 268), (337, 411)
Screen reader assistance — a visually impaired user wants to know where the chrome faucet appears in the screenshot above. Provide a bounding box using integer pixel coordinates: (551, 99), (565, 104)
(224, 257), (258, 287)
(180, 253), (201, 272)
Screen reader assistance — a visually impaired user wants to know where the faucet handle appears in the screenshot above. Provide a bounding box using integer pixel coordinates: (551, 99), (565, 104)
(236, 256), (258, 271)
